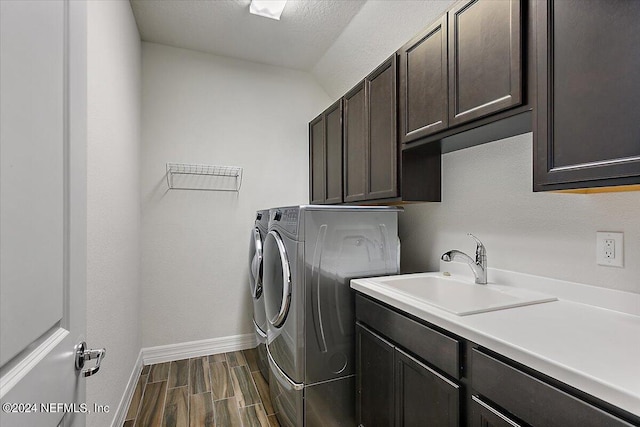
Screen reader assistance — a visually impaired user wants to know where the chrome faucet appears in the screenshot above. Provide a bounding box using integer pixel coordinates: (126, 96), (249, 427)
(441, 234), (487, 284)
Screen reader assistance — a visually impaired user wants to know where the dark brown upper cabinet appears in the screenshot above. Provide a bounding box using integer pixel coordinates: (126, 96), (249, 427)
(311, 0), (533, 204)
(343, 82), (367, 202)
(399, 15), (448, 143)
(309, 99), (343, 204)
(399, 0), (528, 150)
(367, 56), (398, 200)
(343, 56), (398, 202)
(309, 114), (325, 204)
(534, 0), (640, 191)
(448, 0), (522, 127)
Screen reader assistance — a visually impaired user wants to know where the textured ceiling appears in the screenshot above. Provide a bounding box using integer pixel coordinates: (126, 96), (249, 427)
(130, 0), (367, 71)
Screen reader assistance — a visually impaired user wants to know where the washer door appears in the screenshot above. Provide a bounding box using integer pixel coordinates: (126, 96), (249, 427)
(248, 227), (263, 299)
(264, 230), (291, 328)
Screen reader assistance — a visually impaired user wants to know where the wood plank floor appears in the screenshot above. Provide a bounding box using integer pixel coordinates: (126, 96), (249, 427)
(123, 347), (279, 427)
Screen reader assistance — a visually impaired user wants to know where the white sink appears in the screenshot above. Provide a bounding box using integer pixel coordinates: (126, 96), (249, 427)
(365, 273), (557, 316)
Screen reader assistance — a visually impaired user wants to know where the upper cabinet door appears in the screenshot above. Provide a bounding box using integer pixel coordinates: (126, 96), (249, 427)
(367, 56), (398, 200)
(324, 100), (343, 204)
(343, 82), (367, 203)
(399, 15), (448, 144)
(534, 0), (640, 191)
(448, 0), (522, 126)
(309, 100), (343, 205)
(309, 114), (325, 204)
(344, 56), (399, 203)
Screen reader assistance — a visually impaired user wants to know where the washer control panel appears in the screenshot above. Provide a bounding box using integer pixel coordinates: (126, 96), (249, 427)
(270, 208), (300, 236)
(281, 209), (299, 225)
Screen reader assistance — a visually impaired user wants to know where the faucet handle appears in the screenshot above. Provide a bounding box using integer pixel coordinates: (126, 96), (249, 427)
(467, 233), (486, 259)
(466, 234), (488, 284)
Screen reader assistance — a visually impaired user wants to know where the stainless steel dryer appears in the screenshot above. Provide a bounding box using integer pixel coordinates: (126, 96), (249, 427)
(248, 209), (270, 382)
(262, 205), (401, 426)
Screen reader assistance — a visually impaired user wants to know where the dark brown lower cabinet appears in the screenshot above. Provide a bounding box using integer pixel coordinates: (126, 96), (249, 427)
(395, 348), (459, 427)
(355, 323), (394, 427)
(355, 322), (459, 427)
(355, 293), (640, 427)
(471, 349), (636, 427)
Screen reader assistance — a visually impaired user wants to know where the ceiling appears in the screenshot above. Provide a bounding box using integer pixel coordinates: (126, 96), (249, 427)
(130, 0), (367, 71)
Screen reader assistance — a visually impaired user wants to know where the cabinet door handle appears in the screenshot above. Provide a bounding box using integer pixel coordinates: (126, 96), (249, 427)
(472, 396), (522, 427)
(395, 346), (459, 389)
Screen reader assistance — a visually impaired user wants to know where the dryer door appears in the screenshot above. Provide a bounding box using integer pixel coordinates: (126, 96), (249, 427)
(264, 230), (291, 328)
(248, 227), (263, 299)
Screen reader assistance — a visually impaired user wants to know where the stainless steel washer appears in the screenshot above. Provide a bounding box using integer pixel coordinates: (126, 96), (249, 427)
(263, 205), (401, 426)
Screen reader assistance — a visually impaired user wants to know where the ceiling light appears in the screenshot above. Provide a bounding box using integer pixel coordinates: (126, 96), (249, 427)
(249, 0), (287, 20)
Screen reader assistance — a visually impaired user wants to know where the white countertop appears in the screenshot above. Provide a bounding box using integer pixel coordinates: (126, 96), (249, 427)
(351, 263), (640, 417)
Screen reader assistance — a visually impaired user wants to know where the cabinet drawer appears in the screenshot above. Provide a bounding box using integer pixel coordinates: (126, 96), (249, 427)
(472, 349), (635, 427)
(355, 294), (460, 379)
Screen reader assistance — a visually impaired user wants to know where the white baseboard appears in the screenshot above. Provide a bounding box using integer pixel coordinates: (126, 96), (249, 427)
(110, 350), (143, 427)
(141, 333), (257, 365)
(110, 333), (256, 427)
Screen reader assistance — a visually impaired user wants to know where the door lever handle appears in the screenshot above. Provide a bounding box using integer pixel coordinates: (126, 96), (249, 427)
(75, 341), (106, 377)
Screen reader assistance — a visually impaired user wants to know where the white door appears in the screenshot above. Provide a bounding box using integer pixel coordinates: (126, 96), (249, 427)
(0, 1), (91, 426)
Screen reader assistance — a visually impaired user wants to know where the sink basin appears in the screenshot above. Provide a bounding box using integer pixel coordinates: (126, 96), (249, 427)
(366, 273), (557, 316)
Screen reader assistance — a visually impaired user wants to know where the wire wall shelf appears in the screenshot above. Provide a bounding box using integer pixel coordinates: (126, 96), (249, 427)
(166, 163), (243, 192)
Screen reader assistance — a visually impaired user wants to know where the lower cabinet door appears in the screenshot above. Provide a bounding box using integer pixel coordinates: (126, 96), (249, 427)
(471, 396), (521, 427)
(395, 347), (459, 427)
(356, 323), (394, 427)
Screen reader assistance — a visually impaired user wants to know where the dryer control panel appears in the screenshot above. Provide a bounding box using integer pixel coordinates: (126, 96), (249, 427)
(270, 208), (300, 237)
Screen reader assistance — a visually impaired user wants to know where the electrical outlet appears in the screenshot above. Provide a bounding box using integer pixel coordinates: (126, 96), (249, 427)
(596, 232), (624, 267)
(604, 239), (615, 259)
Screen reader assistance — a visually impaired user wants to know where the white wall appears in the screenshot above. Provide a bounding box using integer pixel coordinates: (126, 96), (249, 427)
(140, 43), (331, 347)
(86, 1), (141, 426)
(400, 133), (640, 294)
